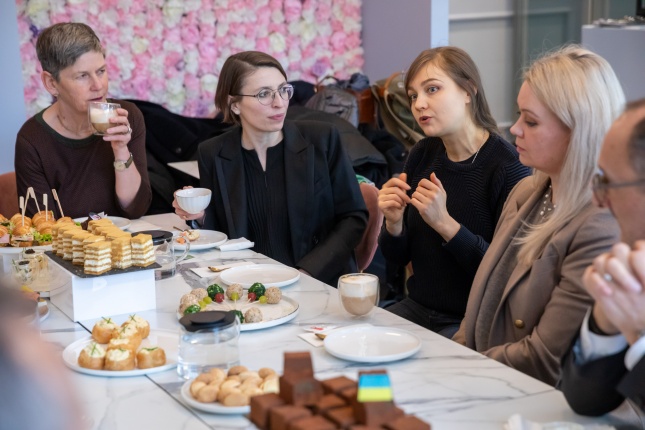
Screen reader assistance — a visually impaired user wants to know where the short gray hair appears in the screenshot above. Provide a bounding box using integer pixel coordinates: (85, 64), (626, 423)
(36, 22), (104, 80)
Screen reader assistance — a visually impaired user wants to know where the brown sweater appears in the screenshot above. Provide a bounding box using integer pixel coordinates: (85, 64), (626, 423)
(14, 99), (151, 219)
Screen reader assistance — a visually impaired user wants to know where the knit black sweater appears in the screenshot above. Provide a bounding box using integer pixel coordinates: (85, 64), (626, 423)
(379, 134), (531, 317)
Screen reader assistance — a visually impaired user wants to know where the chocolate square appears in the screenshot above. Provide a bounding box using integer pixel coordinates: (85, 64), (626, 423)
(321, 376), (357, 395)
(283, 351), (314, 377)
(311, 393), (346, 415)
(383, 415), (431, 430)
(325, 405), (356, 428)
(279, 373), (323, 406)
(250, 393), (286, 430)
(269, 405), (311, 430)
(288, 415), (337, 430)
(355, 402), (404, 426)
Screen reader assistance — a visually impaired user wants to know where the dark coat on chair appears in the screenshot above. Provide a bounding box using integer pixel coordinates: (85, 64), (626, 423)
(197, 120), (368, 286)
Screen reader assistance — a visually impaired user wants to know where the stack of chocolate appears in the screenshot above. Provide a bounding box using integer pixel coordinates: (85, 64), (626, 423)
(249, 352), (430, 430)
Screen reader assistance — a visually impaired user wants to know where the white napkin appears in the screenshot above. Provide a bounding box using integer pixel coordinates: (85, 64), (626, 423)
(505, 414), (614, 430)
(190, 262), (255, 278)
(217, 237), (254, 251)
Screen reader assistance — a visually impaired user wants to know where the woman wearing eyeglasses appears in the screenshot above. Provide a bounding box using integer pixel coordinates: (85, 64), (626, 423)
(453, 46), (624, 386)
(172, 51), (367, 286)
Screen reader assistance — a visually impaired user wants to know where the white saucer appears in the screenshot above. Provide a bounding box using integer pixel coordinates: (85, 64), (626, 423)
(324, 326), (421, 363)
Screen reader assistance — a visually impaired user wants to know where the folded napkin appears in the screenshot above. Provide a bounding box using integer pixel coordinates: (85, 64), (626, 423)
(190, 262), (255, 278)
(217, 237), (254, 251)
(505, 414), (614, 430)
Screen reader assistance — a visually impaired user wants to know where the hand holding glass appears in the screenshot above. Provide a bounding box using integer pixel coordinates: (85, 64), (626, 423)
(88, 102), (120, 135)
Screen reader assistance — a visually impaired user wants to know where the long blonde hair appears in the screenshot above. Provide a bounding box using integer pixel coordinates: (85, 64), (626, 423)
(516, 45), (625, 265)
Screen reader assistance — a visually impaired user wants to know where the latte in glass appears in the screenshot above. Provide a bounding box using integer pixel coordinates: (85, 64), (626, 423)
(338, 273), (379, 318)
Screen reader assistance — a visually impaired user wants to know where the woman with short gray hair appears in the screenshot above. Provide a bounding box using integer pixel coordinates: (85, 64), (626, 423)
(15, 22), (151, 219)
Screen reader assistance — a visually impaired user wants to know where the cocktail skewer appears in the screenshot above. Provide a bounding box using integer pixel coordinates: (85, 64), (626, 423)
(51, 189), (65, 218)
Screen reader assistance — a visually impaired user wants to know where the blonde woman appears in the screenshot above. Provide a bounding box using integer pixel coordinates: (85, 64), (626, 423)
(453, 45), (625, 386)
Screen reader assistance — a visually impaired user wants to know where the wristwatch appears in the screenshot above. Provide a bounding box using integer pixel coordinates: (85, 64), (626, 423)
(114, 152), (134, 171)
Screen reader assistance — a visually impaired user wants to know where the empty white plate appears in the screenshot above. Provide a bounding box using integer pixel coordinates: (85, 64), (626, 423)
(324, 326), (421, 363)
(219, 264), (300, 288)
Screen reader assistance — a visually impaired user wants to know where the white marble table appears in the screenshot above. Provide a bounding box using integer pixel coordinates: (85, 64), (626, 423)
(38, 213), (623, 430)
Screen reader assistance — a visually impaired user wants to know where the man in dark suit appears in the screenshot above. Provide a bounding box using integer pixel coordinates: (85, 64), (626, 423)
(560, 99), (645, 417)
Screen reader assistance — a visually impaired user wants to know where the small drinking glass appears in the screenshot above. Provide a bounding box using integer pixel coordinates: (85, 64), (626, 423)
(338, 273), (379, 319)
(11, 258), (39, 286)
(88, 102), (120, 135)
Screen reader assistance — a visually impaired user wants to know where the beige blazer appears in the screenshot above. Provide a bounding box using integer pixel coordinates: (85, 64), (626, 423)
(453, 177), (620, 386)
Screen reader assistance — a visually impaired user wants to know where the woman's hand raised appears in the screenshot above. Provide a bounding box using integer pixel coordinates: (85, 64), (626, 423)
(378, 173), (410, 236)
(410, 173), (460, 242)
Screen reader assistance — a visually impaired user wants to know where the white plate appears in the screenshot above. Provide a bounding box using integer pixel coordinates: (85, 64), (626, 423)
(219, 264), (300, 288)
(180, 379), (249, 414)
(62, 329), (178, 377)
(324, 326), (421, 363)
(174, 230), (227, 251)
(178, 295), (299, 331)
(73, 216), (131, 230)
(38, 301), (50, 322)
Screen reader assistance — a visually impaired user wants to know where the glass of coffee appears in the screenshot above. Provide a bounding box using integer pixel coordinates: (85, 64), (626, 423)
(338, 273), (379, 319)
(88, 101), (120, 135)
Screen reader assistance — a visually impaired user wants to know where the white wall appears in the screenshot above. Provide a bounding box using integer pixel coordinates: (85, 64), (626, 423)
(0, 0), (26, 175)
(362, 0), (449, 83)
(448, 0), (516, 128)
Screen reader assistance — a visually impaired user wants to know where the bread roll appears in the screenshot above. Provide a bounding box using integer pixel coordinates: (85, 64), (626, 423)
(104, 348), (135, 371)
(10, 214), (32, 228)
(111, 322), (142, 350)
(123, 314), (150, 339)
(92, 317), (118, 344)
(56, 217), (74, 224)
(136, 346), (166, 369)
(106, 337), (137, 353)
(12, 224), (31, 237)
(78, 342), (106, 370)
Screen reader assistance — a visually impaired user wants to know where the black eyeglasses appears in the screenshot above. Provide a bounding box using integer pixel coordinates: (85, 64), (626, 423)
(592, 170), (645, 205)
(233, 84), (294, 106)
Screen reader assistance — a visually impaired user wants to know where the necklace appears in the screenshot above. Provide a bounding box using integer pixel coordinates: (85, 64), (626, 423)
(470, 129), (487, 164)
(540, 185), (557, 218)
(56, 113), (92, 137)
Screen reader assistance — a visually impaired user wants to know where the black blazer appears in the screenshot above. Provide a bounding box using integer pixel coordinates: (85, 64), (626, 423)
(197, 120), (368, 286)
(561, 341), (645, 416)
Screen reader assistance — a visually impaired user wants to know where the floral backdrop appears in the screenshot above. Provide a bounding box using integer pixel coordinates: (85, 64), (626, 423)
(16, 0), (364, 118)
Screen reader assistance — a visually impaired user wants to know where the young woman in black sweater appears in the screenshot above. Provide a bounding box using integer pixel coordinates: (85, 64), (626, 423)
(378, 47), (530, 337)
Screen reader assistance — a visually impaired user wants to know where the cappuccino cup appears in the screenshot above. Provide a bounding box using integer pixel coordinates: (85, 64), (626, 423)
(338, 273), (379, 318)
(88, 102), (120, 135)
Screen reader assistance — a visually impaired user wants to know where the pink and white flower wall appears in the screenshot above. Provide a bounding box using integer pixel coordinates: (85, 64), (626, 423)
(16, 0), (364, 118)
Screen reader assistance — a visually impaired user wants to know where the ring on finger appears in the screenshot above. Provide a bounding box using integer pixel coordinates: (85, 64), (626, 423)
(125, 125), (132, 135)
(603, 273), (613, 283)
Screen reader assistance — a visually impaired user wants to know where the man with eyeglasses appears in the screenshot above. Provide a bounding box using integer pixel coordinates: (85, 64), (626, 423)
(561, 99), (645, 419)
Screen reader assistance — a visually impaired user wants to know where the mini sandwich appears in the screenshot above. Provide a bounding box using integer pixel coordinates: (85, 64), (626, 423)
(32, 211), (55, 227)
(10, 224), (33, 247)
(56, 216), (74, 225)
(0, 225), (9, 247)
(131, 234), (155, 267)
(78, 342), (106, 370)
(137, 346), (166, 369)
